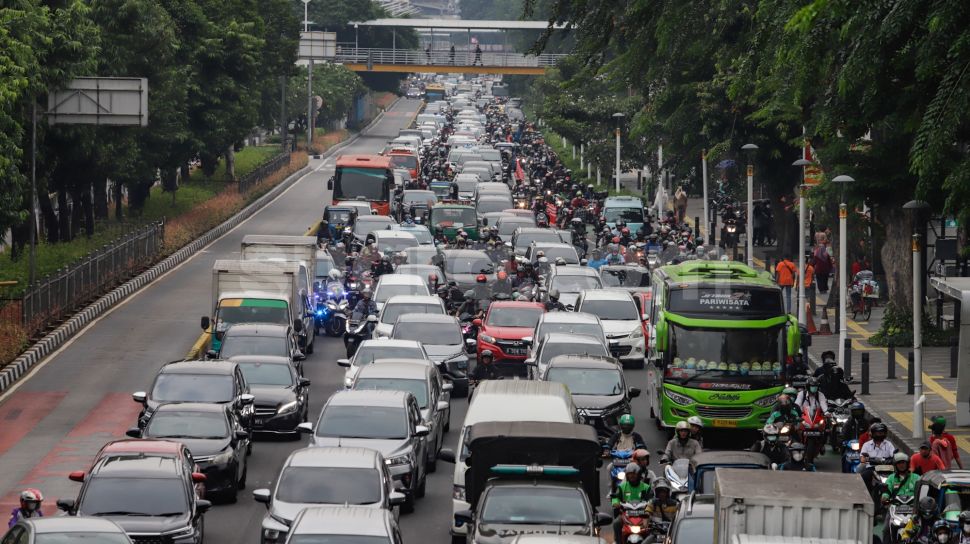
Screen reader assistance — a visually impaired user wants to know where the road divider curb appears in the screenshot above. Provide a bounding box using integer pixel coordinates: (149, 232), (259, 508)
(0, 98), (414, 391)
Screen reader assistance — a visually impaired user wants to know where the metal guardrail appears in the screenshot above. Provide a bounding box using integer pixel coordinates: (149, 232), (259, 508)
(238, 152), (291, 194)
(333, 45), (566, 68)
(1, 221), (165, 338)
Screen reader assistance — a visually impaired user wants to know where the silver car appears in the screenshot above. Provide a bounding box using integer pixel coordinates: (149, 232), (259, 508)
(284, 506), (402, 544)
(373, 295), (445, 339)
(299, 390), (429, 513)
(390, 313), (471, 397)
(3, 517), (132, 544)
(253, 447), (403, 544)
(337, 339), (430, 389)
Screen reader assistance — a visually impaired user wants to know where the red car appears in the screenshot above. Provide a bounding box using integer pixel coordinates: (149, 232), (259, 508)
(474, 301), (545, 371)
(69, 439), (207, 499)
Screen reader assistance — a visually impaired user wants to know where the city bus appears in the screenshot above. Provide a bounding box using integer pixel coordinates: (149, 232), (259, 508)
(647, 261), (800, 430)
(328, 155), (394, 216)
(424, 83), (446, 102)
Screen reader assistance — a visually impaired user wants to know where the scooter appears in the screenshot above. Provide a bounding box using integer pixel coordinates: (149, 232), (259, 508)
(343, 315), (377, 358)
(884, 495), (914, 544)
(616, 501), (650, 544)
(827, 397), (855, 450)
(606, 449), (634, 491)
(841, 439), (862, 473)
(664, 459), (689, 501)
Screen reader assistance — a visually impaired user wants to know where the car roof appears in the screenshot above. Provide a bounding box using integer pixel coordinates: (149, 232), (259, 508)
(394, 313), (458, 324)
(357, 338), (424, 349)
(539, 312), (600, 324)
(376, 274), (425, 285)
(487, 301), (544, 310)
(27, 517), (130, 534)
(531, 242), (574, 250)
(290, 506), (393, 537)
(160, 360), (237, 375)
(382, 295), (442, 305)
(223, 323), (288, 337)
(93, 454), (182, 478)
(286, 447), (383, 469)
(373, 230), (418, 240)
(327, 389), (412, 408)
(546, 354), (620, 369)
(604, 196), (643, 205)
(442, 249), (490, 258)
(552, 266), (599, 277)
(152, 402), (228, 414)
(356, 362), (431, 380)
(227, 355), (292, 365)
(99, 439), (184, 456)
(580, 289), (635, 301)
(540, 332), (604, 345)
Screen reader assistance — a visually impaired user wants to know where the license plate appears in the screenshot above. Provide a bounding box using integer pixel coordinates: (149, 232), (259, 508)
(804, 431), (823, 437)
(712, 419), (739, 427)
(254, 418), (265, 427)
(507, 348), (526, 356)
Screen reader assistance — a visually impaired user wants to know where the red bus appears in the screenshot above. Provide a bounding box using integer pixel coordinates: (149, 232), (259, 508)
(328, 155), (394, 215)
(387, 147), (420, 180)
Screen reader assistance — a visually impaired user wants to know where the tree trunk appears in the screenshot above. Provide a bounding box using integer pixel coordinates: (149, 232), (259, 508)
(161, 168), (178, 206)
(114, 181), (123, 221)
(880, 205), (913, 310)
(181, 163), (190, 184)
(57, 188), (72, 242)
(70, 187), (83, 236)
(37, 187), (58, 243)
(224, 146), (236, 180)
(93, 178), (108, 219)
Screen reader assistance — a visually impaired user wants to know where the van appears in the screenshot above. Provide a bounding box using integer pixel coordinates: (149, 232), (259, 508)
(446, 380), (578, 538)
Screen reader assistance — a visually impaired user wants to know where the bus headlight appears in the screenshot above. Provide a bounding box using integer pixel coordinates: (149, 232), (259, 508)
(664, 389), (694, 406)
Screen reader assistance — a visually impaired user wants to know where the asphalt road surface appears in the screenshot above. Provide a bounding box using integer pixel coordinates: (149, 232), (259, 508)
(0, 98), (839, 543)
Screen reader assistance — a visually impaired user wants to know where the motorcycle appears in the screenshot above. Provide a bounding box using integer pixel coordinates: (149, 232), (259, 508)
(800, 405), (828, 463)
(664, 459), (689, 500)
(343, 315), (378, 358)
(316, 283), (350, 337)
(827, 397), (855, 450)
(616, 501), (651, 544)
(606, 449), (634, 491)
(884, 495), (915, 544)
(841, 439), (862, 474)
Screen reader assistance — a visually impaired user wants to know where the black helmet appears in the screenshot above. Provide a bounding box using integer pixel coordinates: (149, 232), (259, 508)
(918, 496), (937, 518)
(788, 442), (806, 452)
(850, 401), (865, 418)
(869, 422), (888, 440)
(480, 349), (494, 361)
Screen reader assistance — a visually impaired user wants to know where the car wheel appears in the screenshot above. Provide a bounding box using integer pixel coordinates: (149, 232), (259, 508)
(247, 439), (253, 456)
(451, 535), (465, 544)
(195, 516), (204, 544)
(427, 448), (438, 473)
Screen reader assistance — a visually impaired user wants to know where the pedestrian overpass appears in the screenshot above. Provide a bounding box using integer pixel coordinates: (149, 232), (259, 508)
(333, 18), (568, 75)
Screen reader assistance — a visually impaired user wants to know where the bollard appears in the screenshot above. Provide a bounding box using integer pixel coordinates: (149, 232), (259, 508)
(709, 221), (716, 246)
(844, 338), (852, 380)
(952, 344), (959, 378)
(694, 216), (700, 240)
(861, 353), (870, 395)
(907, 352), (915, 395)
(888, 342), (896, 379)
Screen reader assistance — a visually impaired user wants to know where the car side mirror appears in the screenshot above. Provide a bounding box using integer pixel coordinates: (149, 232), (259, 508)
(235, 430), (250, 440)
(132, 391), (147, 404)
(337, 359), (351, 368)
(442, 382), (453, 392)
(299, 377), (312, 387)
(437, 400), (450, 411)
(253, 488), (271, 505)
(465, 338), (476, 348)
(629, 387), (641, 398)
(473, 318), (482, 327)
(239, 394), (255, 405)
(293, 352), (306, 362)
(390, 491), (407, 506)
(200, 316), (210, 331)
(524, 358), (536, 366)
(367, 315), (379, 323)
(56, 498), (76, 512)
(68, 471), (86, 483)
(195, 499), (212, 514)
(125, 427), (142, 439)
(191, 472), (207, 483)
(297, 422), (313, 434)
(293, 319), (304, 333)
(327, 176), (334, 190)
(438, 448), (456, 463)
(595, 511), (613, 526)
(415, 425), (430, 437)
(454, 509), (474, 527)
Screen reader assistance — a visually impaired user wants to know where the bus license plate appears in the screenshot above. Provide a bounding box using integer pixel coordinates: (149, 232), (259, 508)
(712, 419), (739, 428)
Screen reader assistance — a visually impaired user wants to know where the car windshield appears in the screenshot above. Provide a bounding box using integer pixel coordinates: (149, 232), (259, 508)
(672, 517), (714, 543)
(535, 247), (579, 264)
(498, 220), (533, 237)
(486, 307), (542, 327)
(537, 323), (603, 342)
(394, 321), (461, 345)
(216, 304), (289, 328)
(277, 467), (382, 505)
(220, 335), (287, 358)
(382, 303), (443, 324)
(477, 199), (512, 215)
(546, 367), (624, 395)
(540, 340), (608, 362)
(147, 411), (229, 439)
(152, 374), (234, 403)
(375, 284), (429, 303)
(604, 207), (645, 224)
(289, 537), (389, 544)
(431, 207), (476, 227)
(353, 345), (425, 365)
(481, 487), (588, 525)
(324, 209), (352, 224)
(237, 362), (294, 386)
(79, 477), (187, 516)
(405, 248), (437, 264)
(355, 378), (428, 408)
(445, 256), (493, 274)
(399, 228), (432, 245)
(36, 534), (133, 544)
(316, 406), (409, 439)
(579, 299), (638, 321)
(456, 180), (478, 192)
(376, 236), (418, 254)
(354, 218), (393, 236)
(395, 265), (436, 277)
(551, 275), (602, 292)
(514, 232), (562, 248)
(402, 191), (435, 205)
(601, 268), (650, 288)
(664, 324), (785, 386)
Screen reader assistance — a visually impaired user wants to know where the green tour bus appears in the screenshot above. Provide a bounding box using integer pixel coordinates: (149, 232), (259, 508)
(647, 261), (800, 430)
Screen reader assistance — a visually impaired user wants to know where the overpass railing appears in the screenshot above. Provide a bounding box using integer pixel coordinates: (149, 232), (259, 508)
(333, 44), (566, 68)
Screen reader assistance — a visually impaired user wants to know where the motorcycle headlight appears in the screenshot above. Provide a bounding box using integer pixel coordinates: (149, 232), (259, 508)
(851, 441), (860, 451)
(754, 393), (780, 408)
(617, 472), (626, 482)
(664, 389), (694, 406)
(479, 334), (495, 344)
(386, 454), (412, 467)
(277, 401), (299, 415)
(629, 525), (641, 534)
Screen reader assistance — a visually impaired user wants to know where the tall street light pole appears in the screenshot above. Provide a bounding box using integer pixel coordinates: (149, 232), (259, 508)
(832, 174), (855, 370)
(742, 144), (759, 268)
(612, 112), (624, 193)
(793, 158), (812, 325)
(702, 149), (710, 246)
(302, 0), (313, 151)
(904, 199), (931, 440)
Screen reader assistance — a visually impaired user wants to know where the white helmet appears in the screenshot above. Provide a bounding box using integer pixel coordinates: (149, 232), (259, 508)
(687, 416), (703, 428)
(675, 421), (690, 431)
(328, 269), (343, 281)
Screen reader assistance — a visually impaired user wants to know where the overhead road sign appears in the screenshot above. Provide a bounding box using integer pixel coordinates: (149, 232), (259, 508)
(349, 18), (567, 30)
(47, 77), (148, 126)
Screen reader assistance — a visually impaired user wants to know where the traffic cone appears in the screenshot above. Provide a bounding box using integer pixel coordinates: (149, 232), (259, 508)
(817, 308), (832, 335)
(805, 303), (817, 334)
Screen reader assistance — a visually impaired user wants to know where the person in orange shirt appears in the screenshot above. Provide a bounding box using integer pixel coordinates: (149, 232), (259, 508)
(910, 442), (946, 475)
(775, 256), (797, 314)
(804, 257), (815, 316)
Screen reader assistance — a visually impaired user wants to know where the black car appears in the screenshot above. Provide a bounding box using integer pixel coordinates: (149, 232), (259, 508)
(56, 446), (212, 544)
(538, 355), (640, 438)
(128, 402), (250, 503)
(439, 249), (496, 292)
(231, 355), (311, 435)
(132, 360), (254, 432)
(598, 264), (651, 292)
(210, 323), (305, 375)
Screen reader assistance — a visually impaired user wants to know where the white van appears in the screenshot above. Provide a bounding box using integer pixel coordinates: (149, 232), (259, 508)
(448, 380), (579, 537)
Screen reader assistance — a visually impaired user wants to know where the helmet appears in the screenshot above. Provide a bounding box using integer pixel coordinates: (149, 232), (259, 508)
(19, 489), (42, 511)
(687, 416), (703, 429)
(782, 386), (797, 396)
(870, 422), (888, 440)
(850, 401), (865, 417)
(622, 227), (631, 236)
(612, 236), (621, 244)
(618, 414), (635, 432)
(893, 451), (910, 464)
(763, 423), (779, 441)
(328, 269), (342, 281)
(675, 421), (690, 432)
(806, 376), (819, 391)
(788, 442), (806, 452)
(634, 449), (650, 463)
(919, 496), (938, 518)
(652, 479), (671, 495)
(624, 463), (640, 475)
(381, 255), (391, 264)
(476, 274), (488, 284)
(549, 289), (560, 301)
(497, 270), (508, 281)
(536, 250), (545, 258)
(789, 441), (806, 462)
(934, 519), (952, 535)
(959, 511), (970, 534)
(362, 288), (373, 298)
(480, 349), (494, 361)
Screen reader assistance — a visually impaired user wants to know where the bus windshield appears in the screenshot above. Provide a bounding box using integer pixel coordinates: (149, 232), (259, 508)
(390, 155), (418, 170)
(335, 167), (390, 201)
(431, 207), (476, 227)
(664, 324), (785, 387)
(604, 207), (645, 224)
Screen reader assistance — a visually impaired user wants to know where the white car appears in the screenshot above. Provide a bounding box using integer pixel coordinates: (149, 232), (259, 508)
(372, 274), (431, 312)
(526, 312), (607, 361)
(574, 289), (646, 368)
(337, 338), (429, 388)
(373, 295), (446, 339)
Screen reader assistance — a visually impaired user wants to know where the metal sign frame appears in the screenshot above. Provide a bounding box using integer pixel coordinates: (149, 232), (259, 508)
(299, 31), (337, 60)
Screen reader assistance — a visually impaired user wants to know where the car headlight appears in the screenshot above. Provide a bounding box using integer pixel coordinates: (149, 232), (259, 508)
(479, 334), (495, 344)
(629, 327), (643, 339)
(344, 377), (354, 388)
(163, 525), (195, 538)
(753, 393), (780, 408)
(664, 389), (694, 406)
(386, 455), (412, 467)
(453, 485), (466, 500)
(277, 401), (299, 415)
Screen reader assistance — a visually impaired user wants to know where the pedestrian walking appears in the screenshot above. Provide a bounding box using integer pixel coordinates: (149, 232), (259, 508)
(673, 186), (688, 224)
(425, 44), (431, 64)
(930, 416), (964, 469)
(474, 44), (482, 66)
(813, 235), (833, 294)
(449, 45), (455, 65)
(775, 256), (797, 313)
(804, 256), (816, 315)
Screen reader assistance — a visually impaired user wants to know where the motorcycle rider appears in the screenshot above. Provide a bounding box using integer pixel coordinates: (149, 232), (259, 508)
(351, 288), (378, 323)
(643, 479), (679, 535)
(687, 416), (704, 448)
(493, 270), (513, 297)
(606, 414), (647, 452)
(766, 394), (802, 426)
(900, 497), (941, 543)
(458, 274), (492, 317)
(814, 350), (854, 400)
(612, 464), (653, 544)
(957, 511), (970, 544)
(795, 376), (829, 417)
(932, 519), (955, 544)
(469, 349), (499, 382)
(861, 422), (897, 459)
(8, 489), (43, 528)
(632, 449), (658, 483)
(372, 255), (394, 278)
(664, 421), (702, 462)
(545, 288), (567, 312)
(359, 239), (381, 268)
(606, 243), (625, 265)
(778, 442), (816, 471)
(751, 423), (789, 465)
(881, 451), (920, 505)
(841, 401), (871, 443)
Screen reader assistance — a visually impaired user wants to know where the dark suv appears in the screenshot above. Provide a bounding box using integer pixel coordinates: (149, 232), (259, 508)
(57, 439), (212, 544)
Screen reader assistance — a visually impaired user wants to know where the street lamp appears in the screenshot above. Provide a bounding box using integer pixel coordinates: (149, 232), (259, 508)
(612, 113), (624, 192)
(301, 0), (311, 32)
(903, 199), (931, 440)
(354, 23), (359, 53)
(742, 144), (759, 267)
(793, 158), (812, 325)
(832, 174), (854, 372)
(303, 0), (313, 149)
